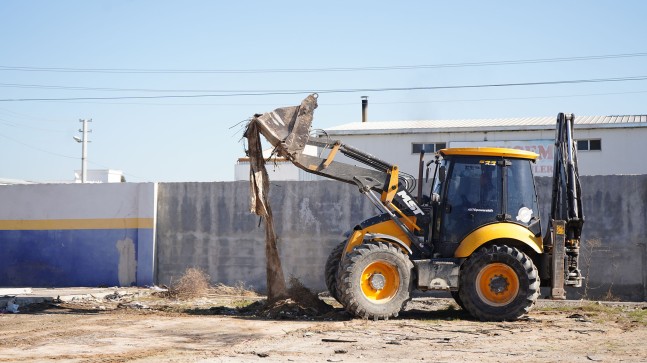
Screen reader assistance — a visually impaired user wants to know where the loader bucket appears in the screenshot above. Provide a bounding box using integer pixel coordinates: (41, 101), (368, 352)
(251, 93), (318, 159)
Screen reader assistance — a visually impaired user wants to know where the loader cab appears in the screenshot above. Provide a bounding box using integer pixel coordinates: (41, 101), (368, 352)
(429, 148), (541, 257)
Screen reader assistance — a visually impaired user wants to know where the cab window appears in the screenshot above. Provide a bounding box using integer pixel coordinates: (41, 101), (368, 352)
(506, 159), (539, 226)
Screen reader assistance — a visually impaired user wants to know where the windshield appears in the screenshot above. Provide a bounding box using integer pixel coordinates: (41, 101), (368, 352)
(506, 159), (540, 226)
(431, 158), (448, 196)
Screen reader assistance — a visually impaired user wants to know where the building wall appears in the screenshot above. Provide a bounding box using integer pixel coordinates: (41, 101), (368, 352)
(323, 126), (647, 177)
(74, 169), (125, 183)
(234, 145), (324, 181)
(235, 161), (301, 181)
(0, 183), (157, 287)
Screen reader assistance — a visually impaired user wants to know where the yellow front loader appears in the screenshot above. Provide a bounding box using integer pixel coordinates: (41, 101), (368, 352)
(250, 94), (584, 321)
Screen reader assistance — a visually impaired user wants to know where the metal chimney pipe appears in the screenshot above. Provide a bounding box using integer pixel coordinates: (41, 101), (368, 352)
(361, 96), (368, 122)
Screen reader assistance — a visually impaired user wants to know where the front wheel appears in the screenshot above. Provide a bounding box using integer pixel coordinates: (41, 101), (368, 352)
(337, 242), (413, 320)
(324, 241), (346, 302)
(459, 245), (539, 321)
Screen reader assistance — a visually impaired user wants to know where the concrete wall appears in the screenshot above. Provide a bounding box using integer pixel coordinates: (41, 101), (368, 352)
(156, 176), (647, 301)
(155, 181), (373, 290)
(535, 176), (647, 300)
(0, 183), (157, 287)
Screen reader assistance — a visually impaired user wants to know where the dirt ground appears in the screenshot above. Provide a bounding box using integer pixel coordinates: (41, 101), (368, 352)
(1, 289), (646, 363)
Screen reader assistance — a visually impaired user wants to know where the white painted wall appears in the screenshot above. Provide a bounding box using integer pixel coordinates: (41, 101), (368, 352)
(323, 126), (647, 176)
(0, 183), (157, 220)
(235, 160), (301, 181)
(234, 145), (322, 181)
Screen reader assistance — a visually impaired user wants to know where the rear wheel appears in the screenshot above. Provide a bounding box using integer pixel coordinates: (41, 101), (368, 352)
(337, 242), (413, 319)
(459, 244), (539, 321)
(324, 241), (346, 301)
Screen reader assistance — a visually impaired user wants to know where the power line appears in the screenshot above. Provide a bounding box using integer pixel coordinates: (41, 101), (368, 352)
(0, 82), (257, 93)
(0, 107), (69, 123)
(20, 89), (647, 107)
(0, 131), (147, 182)
(0, 52), (646, 74)
(0, 118), (67, 133)
(363, 90), (647, 105)
(1, 75), (647, 102)
(0, 132), (77, 159)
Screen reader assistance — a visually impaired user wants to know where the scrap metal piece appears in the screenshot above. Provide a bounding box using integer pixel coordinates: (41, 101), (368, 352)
(253, 93), (318, 159)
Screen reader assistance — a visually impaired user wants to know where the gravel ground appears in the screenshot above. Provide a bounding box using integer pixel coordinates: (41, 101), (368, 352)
(0, 289), (645, 362)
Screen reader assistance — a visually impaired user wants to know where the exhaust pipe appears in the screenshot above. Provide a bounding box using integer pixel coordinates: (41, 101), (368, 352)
(361, 96), (368, 123)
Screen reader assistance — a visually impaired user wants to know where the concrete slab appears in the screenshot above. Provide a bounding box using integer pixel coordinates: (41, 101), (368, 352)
(0, 287), (146, 309)
(0, 288), (32, 295)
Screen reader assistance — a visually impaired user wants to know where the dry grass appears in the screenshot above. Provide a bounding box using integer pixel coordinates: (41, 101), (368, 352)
(169, 268), (211, 300)
(212, 282), (259, 297)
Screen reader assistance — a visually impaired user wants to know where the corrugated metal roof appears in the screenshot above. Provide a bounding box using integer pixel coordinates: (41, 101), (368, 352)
(324, 115), (647, 135)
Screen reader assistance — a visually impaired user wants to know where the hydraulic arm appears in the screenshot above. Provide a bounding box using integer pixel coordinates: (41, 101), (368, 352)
(251, 93), (426, 254)
(546, 113), (585, 298)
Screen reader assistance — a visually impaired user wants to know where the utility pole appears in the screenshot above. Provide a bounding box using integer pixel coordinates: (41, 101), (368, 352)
(74, 119), (92, 183)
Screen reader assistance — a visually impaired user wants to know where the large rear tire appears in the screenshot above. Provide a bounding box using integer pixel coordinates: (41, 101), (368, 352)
(337, 242), (413, 319)
(324, 241), (346, 302)
(459, 244), (539, 321)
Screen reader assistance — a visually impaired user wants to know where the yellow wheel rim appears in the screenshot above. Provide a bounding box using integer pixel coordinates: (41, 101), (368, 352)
(360, 261), (400, 303)
(476, 263), (519, 306)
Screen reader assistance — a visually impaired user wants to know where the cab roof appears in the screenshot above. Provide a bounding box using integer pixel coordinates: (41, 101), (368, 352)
(439, 147), (539, 160)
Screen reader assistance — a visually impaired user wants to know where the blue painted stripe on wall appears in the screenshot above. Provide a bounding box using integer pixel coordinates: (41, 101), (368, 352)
(0, 228), (151, 287)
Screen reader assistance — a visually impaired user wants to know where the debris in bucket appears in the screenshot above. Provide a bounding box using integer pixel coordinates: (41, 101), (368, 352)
(244, 117), (288, 302)
(242, 97), (345, 320)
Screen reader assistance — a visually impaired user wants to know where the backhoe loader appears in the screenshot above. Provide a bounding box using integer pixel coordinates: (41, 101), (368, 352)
(250, 94), (584, 321)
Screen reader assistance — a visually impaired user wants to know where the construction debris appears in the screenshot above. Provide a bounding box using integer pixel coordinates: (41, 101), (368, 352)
(244, 117), (288, 302)
(236, 278), (335, 320)
(1, 299), (19, 313)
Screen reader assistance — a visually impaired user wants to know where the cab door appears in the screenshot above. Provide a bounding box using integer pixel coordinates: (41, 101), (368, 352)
(436, 156), (503, 255)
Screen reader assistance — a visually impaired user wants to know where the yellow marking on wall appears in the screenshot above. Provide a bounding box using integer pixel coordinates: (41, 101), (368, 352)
(0, 218), (154, 231)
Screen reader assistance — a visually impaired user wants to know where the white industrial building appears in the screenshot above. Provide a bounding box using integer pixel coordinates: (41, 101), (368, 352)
(74, 169), (125, 183)
(1, 169), (125, 185)
(320, 115), (647, 177)
(234, 146), (321, 181)
(234, 115), (647, 180)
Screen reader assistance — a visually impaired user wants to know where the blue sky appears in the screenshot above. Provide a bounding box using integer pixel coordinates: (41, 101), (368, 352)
(1, 1), (646, 182)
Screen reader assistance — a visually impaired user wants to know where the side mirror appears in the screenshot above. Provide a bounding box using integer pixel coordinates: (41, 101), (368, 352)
(431, 193), (440, 204)
(528, 217), (542, 237)
(439, 165), (446, 183)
